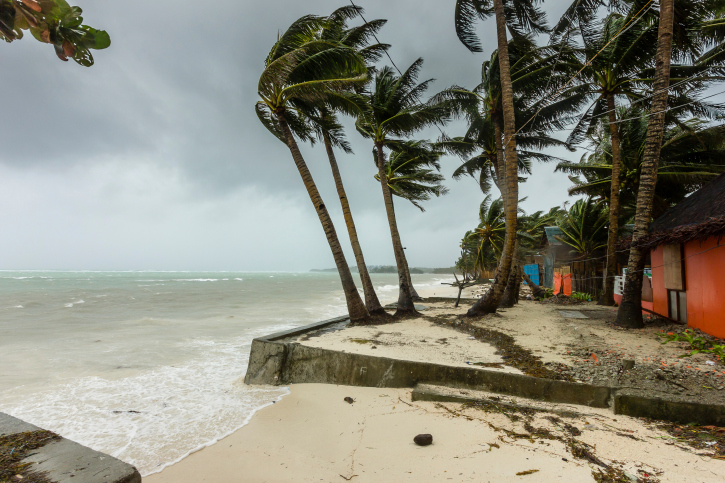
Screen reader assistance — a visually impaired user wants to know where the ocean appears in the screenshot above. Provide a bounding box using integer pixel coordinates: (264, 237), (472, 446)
(0, 270), (452, 476)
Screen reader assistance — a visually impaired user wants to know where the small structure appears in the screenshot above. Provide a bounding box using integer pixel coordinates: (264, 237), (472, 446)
(630, 172), (725, 338)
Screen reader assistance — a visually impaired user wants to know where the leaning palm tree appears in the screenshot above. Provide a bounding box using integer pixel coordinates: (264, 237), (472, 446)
(375, 140), (449, 298)
(279, 6), (391, 316)
(255, 14), (370, 322)
(355, 59), (449, 315)
(452, 0), (549, 315)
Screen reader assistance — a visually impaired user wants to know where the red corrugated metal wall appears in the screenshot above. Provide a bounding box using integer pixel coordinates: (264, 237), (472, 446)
(652, 238), (725, 339)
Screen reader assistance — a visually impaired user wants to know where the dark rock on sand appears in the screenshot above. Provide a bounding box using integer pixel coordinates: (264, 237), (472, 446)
(414, 434), (433, 446)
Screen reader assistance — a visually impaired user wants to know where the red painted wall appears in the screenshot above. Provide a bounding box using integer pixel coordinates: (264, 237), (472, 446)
(651, 238), (725, 339)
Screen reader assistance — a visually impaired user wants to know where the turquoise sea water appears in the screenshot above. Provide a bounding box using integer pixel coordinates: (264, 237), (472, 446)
(0, 270), (452, 475)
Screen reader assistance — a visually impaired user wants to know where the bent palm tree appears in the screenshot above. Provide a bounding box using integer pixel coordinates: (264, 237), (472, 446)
(255, 14), (370, 322)
(375, 141), (449, 297)
(285, 6), (391, 315)
(453, 0), (548, 315)
(356, 59), (449, 315)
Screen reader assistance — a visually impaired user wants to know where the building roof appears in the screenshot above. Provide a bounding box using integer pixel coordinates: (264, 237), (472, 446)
(635, 172), (725, 249)
(544, 226), (564, 246)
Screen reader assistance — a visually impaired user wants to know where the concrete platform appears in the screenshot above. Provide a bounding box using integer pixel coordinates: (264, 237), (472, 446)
(0, 412), (141, 483)
(244, 304), (725, 425)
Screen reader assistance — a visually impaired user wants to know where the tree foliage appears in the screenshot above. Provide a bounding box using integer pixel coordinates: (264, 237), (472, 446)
(0, 0), (110, 66)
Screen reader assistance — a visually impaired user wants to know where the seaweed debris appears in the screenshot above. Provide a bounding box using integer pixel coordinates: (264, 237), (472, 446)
(1, 430), (61, 483)
(647, 421), (725, 458)
(424, 314), (572, 380)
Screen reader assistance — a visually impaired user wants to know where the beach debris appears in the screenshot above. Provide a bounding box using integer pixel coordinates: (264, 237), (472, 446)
(344, 397), (354, 404)
(413, 434), (433, 446)
(1, 430), (60, 483)
(516, 469), (539, 476)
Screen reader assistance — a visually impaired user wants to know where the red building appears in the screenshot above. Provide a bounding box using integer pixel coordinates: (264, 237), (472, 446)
(633, 172), (725, 338)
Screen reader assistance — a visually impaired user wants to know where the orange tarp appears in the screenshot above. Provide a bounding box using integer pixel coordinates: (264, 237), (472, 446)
(553, 273), (572, 296)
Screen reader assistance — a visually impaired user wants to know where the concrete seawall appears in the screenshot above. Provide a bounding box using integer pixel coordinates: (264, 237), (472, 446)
(0, 412), (142, 483)
(244, 313), (725, 425)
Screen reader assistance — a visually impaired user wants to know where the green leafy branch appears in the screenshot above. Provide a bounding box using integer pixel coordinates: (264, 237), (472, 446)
(0, 0), (110, 66)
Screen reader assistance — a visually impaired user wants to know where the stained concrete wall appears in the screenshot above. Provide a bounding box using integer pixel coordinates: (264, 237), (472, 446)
(0, 412), (142, 483)
(244, 317), (612, 408)
(245, 313), (725, 425)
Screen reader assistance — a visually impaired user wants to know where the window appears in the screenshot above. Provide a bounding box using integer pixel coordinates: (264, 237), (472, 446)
(663, 244), (685, 290)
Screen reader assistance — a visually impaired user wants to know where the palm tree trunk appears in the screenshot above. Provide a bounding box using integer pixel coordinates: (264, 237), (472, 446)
(467, 0), (519, 316)
(599, 93), (624, 306)
(277, 113), (369, 322)
(514, 264), (523, 303)
(500, 258), (519, 308)
(398, 236), (421, 300)
(492, 115), (506, 194)
(375, 142), (417, 315)
(522, 272), (547, 299)
(322, 131), (386, 315)
(615, 0), (674, 329)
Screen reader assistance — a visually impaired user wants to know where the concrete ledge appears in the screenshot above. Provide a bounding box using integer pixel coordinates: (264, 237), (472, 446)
(245, 340), (611, 407)
(244, 313), (725, 425)
(0, 412), (141, 483)
(614, 394), (725, 426)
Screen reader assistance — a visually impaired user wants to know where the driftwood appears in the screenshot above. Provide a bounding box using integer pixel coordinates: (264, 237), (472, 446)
(442, 272), (480, 307)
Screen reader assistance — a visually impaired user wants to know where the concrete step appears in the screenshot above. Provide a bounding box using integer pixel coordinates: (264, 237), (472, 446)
(411, 383), (594, 419)
(1, 412), (141, 483)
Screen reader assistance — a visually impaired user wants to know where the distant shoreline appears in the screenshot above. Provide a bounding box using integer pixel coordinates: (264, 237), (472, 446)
(310, 266), (458, 274)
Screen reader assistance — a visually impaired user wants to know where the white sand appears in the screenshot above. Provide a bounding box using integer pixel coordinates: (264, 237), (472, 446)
(298, 317), (521, 374)
(146, 384), (725, 482)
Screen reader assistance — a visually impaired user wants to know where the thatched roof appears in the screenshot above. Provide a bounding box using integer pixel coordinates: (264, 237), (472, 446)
(630, 172), (725, 249)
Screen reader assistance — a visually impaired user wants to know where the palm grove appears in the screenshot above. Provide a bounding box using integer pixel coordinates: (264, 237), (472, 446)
(256, 1), (725, 327)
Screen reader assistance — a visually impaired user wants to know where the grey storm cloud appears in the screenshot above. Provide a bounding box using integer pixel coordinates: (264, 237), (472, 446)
(0, 0), (580, 271)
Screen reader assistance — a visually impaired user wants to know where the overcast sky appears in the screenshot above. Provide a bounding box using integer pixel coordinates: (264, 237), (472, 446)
(1, 0), (589, 271)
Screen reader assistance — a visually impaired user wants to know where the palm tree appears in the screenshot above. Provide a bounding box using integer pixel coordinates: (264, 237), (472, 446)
(554, 197), (609, 298)
(376, 141), (449, 211)
(465, 196), (506, 278)
(559, 11), (658, 306)
(375, 141), (449, 298)
(437, 39), (578, 197)
(557, 108), (725, 220)
(616, 0), (713, 327)
(355, 59), (449, 315)
(255, 14), (370, 322)
(452, 0), (549, 316)
(555, 198), (609, 259)
(283, 6), (391, 316)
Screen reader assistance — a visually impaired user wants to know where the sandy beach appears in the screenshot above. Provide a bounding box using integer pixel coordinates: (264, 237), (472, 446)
(145, 383), (725, 482)
(145, 284), (725, 482)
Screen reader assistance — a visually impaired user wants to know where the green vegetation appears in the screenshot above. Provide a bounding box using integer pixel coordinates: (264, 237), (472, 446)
(1, 0), (109, 65)
(657, 329), (725, 361)
(256, 0), (725, 322)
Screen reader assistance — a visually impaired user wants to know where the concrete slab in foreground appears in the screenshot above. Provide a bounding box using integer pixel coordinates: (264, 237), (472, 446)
(244, 307), (725, 425)
(0, 412), (141, 483)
